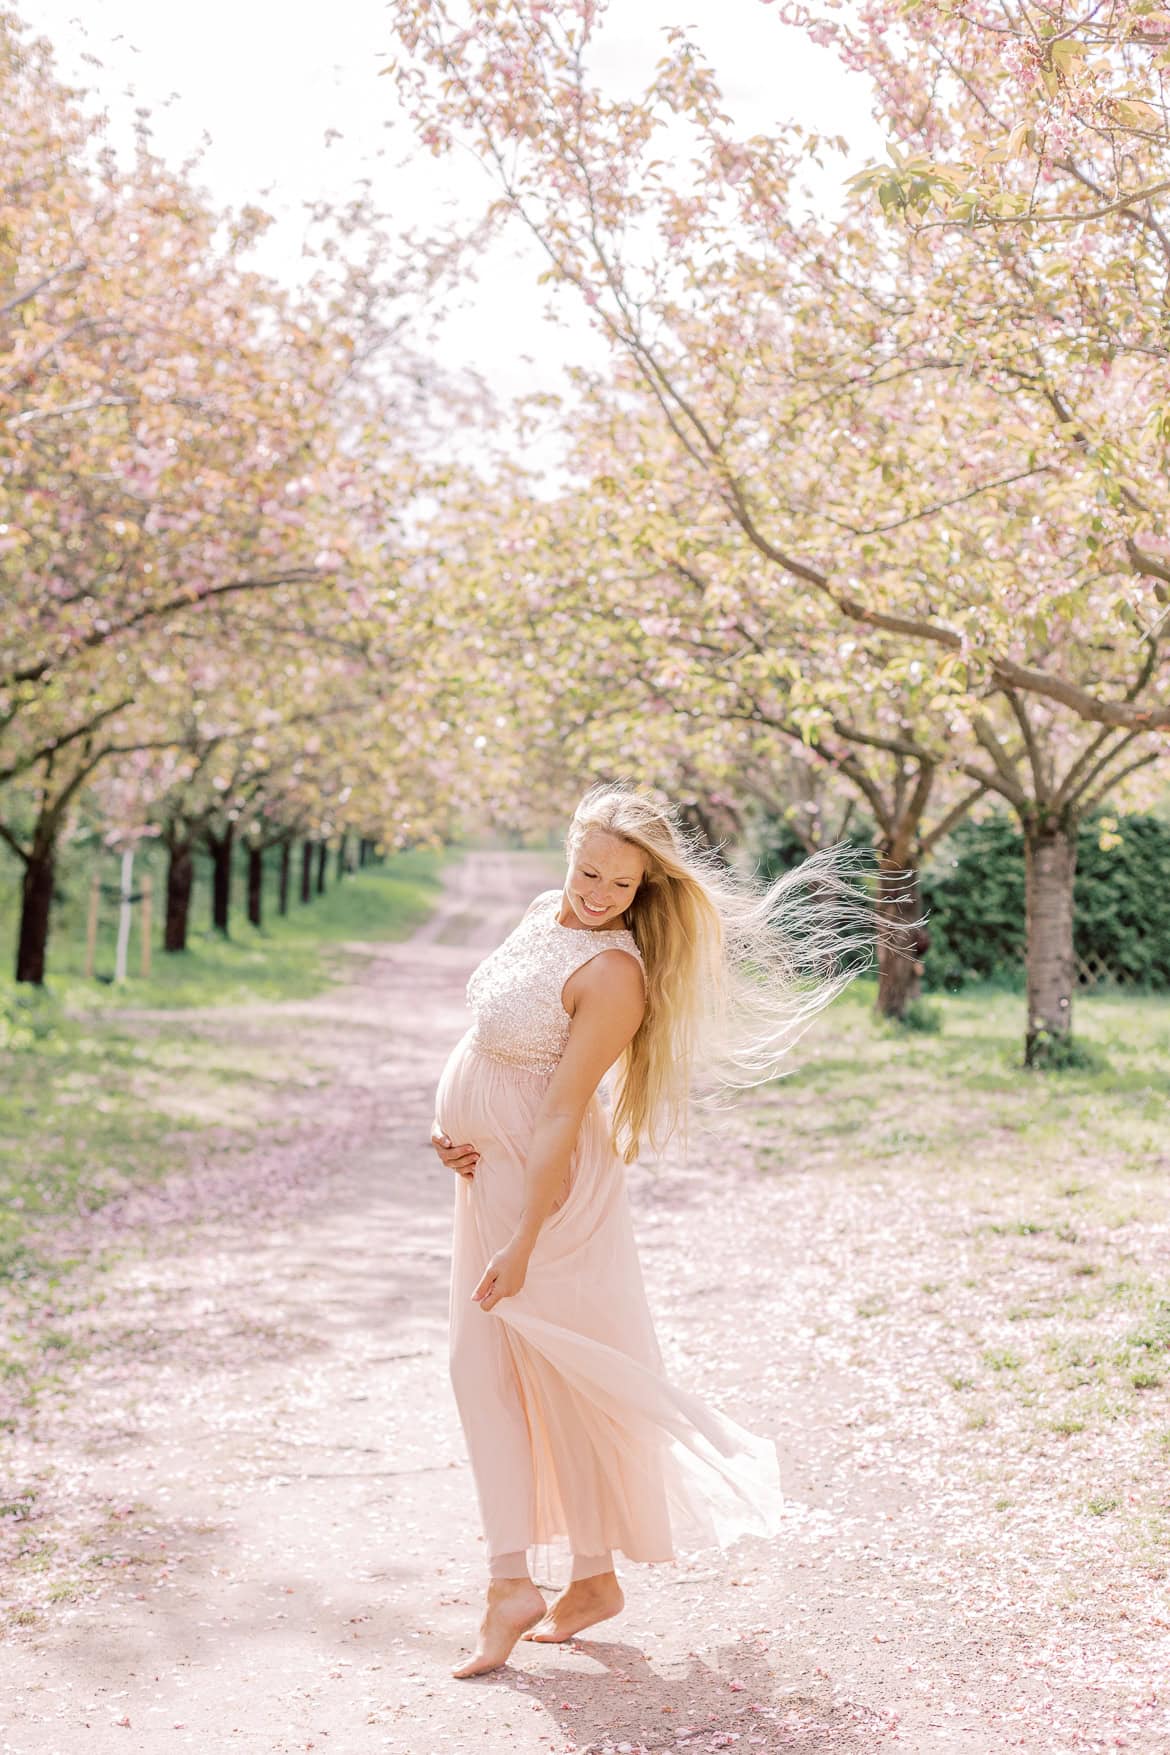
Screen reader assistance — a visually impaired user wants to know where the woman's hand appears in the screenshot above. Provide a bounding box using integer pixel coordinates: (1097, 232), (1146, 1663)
(472, 1239), (531, 1312)
(430, 1119), (480, 1180)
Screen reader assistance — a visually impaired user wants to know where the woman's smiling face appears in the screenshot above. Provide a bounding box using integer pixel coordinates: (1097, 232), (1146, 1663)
(564, 829), (645, 929)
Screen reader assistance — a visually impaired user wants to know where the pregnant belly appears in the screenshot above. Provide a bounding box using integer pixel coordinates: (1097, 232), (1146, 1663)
(436, 1033), (615, 1238)
(434, 1029), (549, 1161)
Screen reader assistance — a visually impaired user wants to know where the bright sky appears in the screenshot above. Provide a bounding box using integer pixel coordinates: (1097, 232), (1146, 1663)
(23, 0), (885, 419)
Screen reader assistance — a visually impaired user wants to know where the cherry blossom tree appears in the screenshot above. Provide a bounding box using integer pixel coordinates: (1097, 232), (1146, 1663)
(1, 10), (462, 982)
(772, 0), (1170, 1052)
(384, 0), (1168, 1059)
(805, 0), (1170, 232)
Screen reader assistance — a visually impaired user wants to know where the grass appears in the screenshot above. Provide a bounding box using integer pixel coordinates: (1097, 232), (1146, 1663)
(0, 850), (444, 1285)
(1, 863), (1167, 1656)
(0, 846), (450, 1631)
(3, 886), (1167, 1543)
(748, 975), (1170, 1558)
(0, 844), (444, 1019)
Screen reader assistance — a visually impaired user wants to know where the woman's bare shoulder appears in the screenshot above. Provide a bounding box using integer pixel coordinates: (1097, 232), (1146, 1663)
(573, 944), (646, 999)
(521, 887), (559, 920)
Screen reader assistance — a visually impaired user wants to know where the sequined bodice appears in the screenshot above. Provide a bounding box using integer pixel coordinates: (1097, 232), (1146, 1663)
(466, 888), (645, 1074)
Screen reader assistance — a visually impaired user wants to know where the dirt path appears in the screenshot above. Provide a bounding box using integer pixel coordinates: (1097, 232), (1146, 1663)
(1, 851), (1163, 1754)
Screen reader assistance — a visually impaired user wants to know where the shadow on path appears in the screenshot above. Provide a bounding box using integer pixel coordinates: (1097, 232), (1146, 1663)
(489, 1635), (892, 1752)
(1, 849), (998, 1754)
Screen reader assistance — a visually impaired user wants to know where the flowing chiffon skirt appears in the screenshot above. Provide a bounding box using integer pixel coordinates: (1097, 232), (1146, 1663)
(435, 1026), (783, 1572)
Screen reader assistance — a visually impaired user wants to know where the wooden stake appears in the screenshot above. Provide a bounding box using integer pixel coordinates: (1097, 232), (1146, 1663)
(140, 874), (153, 979)
(114, 849), (134, 984)
(84, 872), (100, 980)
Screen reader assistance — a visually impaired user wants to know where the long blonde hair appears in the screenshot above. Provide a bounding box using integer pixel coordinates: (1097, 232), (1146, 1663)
(567, 782), (883, 1164)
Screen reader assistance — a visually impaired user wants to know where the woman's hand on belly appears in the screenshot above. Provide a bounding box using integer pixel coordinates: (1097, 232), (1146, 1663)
(430, 1119), (480, 1180)
(472, 1238), (530, 1312)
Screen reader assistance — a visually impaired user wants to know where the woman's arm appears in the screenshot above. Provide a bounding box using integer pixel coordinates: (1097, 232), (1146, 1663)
(516, 950), (645, 1246)
(472, 949), (645, 1313)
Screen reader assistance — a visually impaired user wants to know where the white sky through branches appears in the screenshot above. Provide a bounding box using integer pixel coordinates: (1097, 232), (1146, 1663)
(24, 0), (884, 424)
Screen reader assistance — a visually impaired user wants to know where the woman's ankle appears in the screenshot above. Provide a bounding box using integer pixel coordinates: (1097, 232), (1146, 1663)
(487, 1547), (532, 1583)
(569, 1549), (614, 1583)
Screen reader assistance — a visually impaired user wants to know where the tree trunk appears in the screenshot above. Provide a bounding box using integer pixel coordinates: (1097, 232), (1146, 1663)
(316, 839), (328, 895)
(335, 832), (348, 881)
(874, 854), (926, 1020)
(247, 845), (263, 928)
(15, 844), (55, 985)
(278, 837), (292, 916)
(300, 839), (314, 904)
(164, 837), (194, 953)
(358, 838), (370, 868)
(208, 824), (234, 936)
(1024, 815), (1078, 1066)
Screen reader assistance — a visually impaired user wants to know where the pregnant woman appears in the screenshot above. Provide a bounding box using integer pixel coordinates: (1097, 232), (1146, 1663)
(431, 782), (871, 1678)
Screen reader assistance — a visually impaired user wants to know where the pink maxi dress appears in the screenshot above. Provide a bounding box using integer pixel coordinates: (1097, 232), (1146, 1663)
(433, 887), (783, 1576)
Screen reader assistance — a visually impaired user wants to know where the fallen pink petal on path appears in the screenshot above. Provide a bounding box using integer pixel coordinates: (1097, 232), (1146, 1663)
(0, 853), (1166, 1754)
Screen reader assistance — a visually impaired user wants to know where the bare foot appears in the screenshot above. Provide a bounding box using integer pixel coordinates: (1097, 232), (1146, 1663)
(522, 1572), (624, 1643)
(451, 1578), (547, 1678)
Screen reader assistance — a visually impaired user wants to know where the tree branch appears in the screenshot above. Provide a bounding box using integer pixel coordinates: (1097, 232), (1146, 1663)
(1082, 748), (1164, 815)
(0, 817), (30, 864)
(971, 713), (1028, 806)
(829, 717), (931, 760)
(0, 695), (135, 787)
(5, 394), (135, 430)
(0, 258), (87, 317)
(7, 571), (330, 689)
(919, 781), (988, 854)
(1003, 687), (1047, 801)
(1060, 728), (1142, 812)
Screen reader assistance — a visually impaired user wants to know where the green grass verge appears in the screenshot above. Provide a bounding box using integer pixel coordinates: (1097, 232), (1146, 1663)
(750, 976), (1170, 1558)
(1, 848), (444, 1020)
(0, 851), (445, 1288)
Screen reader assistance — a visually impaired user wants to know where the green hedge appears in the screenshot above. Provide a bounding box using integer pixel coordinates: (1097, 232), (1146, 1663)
(747, 816), (874, 881)
(747, 807), (1170, 993)
(922, 813), (1170, 992)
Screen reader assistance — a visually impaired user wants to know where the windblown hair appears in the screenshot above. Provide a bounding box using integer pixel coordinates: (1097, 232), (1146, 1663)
(566, 782), (886, 1165)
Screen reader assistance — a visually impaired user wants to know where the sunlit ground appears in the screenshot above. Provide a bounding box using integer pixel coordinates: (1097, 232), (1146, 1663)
(740, 978), (1170, 1566)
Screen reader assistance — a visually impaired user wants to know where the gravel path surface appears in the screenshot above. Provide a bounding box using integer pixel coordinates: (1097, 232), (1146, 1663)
(1, 851), (1164, 1754)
